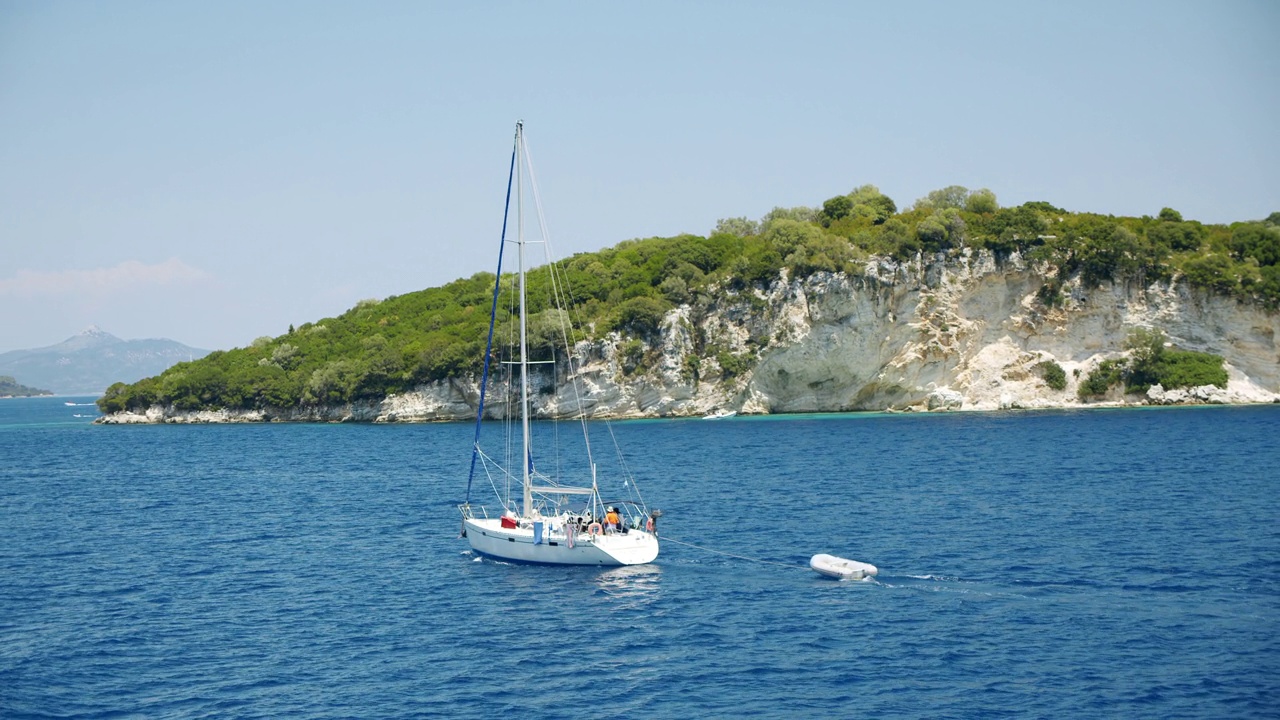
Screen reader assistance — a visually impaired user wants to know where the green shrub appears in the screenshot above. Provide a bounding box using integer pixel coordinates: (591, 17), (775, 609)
(1122, 328), (1166, 392)
(1078, 329), (1229, 399)
(608, 296), (670, 341)
(716, 350), (753, 379)
(97, 382), (130, 414)
(1182, 254), (1237, 294)
(727, 244), (784, 290)
(965, 188), (998, 214)
(1034, 360), (1067, 391)
(620, 339), (646, 375)
(659, 275), (691, 304)
(1154, 350), (1227, 389)
(681, 354), (700, 383)
(1078, 359), (1124, 399)
(1122, 328), (1226, 392)
(1036, 277), (1065, 307)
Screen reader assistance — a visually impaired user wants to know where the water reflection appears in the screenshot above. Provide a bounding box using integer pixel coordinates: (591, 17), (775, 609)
(594, 563), (662, 608)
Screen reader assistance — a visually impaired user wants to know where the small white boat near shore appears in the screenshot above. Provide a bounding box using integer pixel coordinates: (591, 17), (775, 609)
(810, 553), (878, 580)
(703, 409), (736, 420)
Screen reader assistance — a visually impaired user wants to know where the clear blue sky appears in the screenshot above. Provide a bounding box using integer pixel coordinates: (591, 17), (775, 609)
(2, 0), (1276, 354)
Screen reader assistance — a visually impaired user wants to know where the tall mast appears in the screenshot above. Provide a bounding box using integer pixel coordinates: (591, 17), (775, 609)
(517, 122), (533, 518)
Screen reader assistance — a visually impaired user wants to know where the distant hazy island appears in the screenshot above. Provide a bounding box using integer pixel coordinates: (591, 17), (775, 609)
(0, 376), (52, 398)
(0, 327), (209, 396)
(96, 186), (1280, 423)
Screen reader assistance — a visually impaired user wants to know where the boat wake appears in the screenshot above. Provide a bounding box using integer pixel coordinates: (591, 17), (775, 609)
(873, 573), (1031, 598)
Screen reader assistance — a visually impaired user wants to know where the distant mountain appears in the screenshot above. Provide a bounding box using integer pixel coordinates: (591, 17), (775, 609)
(0, 375), (52, 397)
(0, 327), (210, 395)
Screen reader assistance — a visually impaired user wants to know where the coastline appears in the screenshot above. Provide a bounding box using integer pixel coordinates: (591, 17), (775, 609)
(94, 253), (1280, 426)
(95, 386), (1279, 424)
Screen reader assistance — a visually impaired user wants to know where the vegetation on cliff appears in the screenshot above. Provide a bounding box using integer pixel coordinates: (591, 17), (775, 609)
(1077, 329), (1229, 399)
(97, 186), (1277, 414)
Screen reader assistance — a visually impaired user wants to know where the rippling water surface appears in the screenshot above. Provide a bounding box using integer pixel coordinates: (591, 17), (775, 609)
(2, 397), (1278, 718)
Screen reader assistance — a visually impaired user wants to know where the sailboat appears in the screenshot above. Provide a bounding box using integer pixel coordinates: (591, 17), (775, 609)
(457, 122), (661, 566)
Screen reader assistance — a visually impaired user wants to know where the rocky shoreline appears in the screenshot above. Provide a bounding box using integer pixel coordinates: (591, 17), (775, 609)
(98, 250), (1280, 424)
(95, 388), (1278, 424)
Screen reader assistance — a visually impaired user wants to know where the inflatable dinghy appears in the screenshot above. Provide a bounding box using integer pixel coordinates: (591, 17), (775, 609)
(810, 553), (878, 580)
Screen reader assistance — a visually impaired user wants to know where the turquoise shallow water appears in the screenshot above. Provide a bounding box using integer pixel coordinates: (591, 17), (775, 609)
(2, 397), (1278, 718)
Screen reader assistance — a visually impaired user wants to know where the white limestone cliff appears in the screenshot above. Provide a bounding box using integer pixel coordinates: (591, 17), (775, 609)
(99, 250), (1278, 424)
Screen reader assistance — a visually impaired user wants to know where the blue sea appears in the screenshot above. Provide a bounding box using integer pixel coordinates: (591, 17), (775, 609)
(2, 396), (1278, 718)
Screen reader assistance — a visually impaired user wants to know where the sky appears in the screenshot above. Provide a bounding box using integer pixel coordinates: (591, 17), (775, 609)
(1, 1), (1277, 354)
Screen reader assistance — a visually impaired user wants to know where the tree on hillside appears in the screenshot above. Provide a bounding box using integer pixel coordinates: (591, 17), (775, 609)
(878, 218), (916, 259)
(1022, 201), (1066, 214)
(984, 204), (1049, 258)
(1148, 217), (1204, 252)
(821, 195), (854, 224)
(765, 218), (827, 255)
(965, 188), (999, 214)
(1182, 254), (1236, 294)
(914, 185), (969, 211)
(608, 296), (669, 342)
(760, 205), (818, 230)
(713, 216), (759, 237)
(916, 208), (967, 253)
(915, 186), (998, 215)
(1230, 222), (1280, 267)
(762, 218), (859, 277)
(848, 185), (897, 224)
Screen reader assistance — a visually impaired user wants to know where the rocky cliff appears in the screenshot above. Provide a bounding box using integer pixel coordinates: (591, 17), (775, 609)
(100, 251), (1279, 424)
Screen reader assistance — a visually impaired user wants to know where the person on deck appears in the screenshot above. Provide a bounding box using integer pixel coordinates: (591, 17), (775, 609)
(604, 506), (620, 534)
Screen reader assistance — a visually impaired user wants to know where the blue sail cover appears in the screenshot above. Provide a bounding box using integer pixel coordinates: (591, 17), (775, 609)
(533, 521), (544, 545)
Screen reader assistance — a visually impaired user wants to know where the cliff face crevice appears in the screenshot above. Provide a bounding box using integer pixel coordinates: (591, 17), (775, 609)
(100, 251), (1279, 424)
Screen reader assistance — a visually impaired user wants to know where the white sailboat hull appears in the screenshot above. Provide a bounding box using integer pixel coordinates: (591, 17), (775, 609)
(464, 517), (659, 566)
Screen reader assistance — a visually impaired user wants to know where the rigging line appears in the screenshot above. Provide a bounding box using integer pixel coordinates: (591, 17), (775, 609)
(466, 130), (518, 504)
(477, 451), (509, 511)
(553, 267), (597, 467)
(660, 536), (808, 571)
(551, 381), (564, 489)
(523, 137), (573, 323)
(521, 130), (601, 475)
(533, 213), (590, 402)
(549, 257), (594, 457)
(525, 133), (650, 517)
(603, 420), (645, 508)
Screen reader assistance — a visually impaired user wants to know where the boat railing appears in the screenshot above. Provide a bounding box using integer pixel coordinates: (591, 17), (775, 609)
(458, 503), (491, 520)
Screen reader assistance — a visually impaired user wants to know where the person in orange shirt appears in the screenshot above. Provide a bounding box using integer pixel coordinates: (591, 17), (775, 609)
(604, 506), (620, 533)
